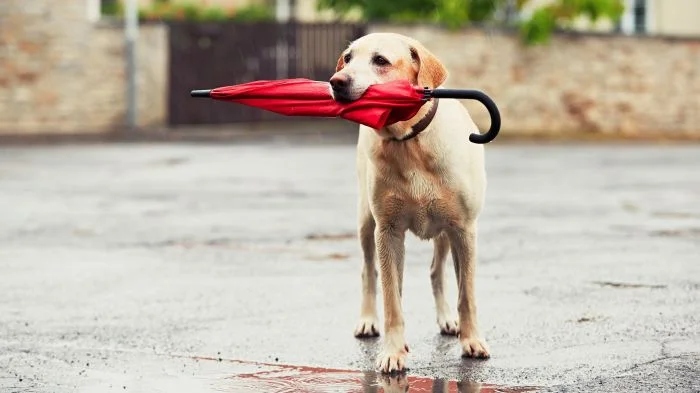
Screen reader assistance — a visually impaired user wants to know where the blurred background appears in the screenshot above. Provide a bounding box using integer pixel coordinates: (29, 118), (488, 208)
(1, 0), (699, 139)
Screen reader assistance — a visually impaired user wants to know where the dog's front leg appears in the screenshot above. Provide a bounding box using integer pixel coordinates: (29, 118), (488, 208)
(354, 211), (380, 337)
(448, 221), (490, 359)
(375, 224), (409, 373)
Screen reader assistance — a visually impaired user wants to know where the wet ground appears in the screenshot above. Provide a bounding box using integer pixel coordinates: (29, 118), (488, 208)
(0, 139), (699, 392)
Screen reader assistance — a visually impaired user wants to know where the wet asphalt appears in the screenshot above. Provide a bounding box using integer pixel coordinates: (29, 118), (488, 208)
(0, 138), (698, 393)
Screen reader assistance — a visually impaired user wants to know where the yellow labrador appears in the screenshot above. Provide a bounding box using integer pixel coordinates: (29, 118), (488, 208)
(329, 33), (490, 373)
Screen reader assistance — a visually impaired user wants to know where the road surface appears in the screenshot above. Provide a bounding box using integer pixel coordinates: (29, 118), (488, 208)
(0, 139), (698, 392)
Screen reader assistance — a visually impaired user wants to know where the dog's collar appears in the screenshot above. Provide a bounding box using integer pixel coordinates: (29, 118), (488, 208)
(390, 99), (439, 142)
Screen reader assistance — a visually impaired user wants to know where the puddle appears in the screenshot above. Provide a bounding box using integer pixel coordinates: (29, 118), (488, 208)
(608, 225), (700, 239)
(592, 280), (666, 289)
(305, 252), (351, 261)
(648, 228), (700, 238)
(126, 237), (302, 253)
(195, 357), (539, 393)
(651, 211), (700, 219)
(305, 232), (357, 241)
(148, 157), (190, 166)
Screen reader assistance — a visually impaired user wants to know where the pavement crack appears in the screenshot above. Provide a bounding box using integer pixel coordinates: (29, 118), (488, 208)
(660, 339), (671, 358)
(619, 354), (688, 374)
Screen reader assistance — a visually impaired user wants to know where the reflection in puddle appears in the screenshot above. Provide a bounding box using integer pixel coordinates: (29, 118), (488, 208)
(200, 357), (538, 393)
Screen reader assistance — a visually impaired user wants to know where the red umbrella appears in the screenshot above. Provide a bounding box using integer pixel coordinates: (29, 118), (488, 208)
(190, 78), (500, 144)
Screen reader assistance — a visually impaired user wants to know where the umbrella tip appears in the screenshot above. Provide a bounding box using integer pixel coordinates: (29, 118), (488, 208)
(190, 89), (212, 98)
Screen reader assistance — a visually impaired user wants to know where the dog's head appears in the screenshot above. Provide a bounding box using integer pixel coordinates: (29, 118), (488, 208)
(330, 33), (447, 102)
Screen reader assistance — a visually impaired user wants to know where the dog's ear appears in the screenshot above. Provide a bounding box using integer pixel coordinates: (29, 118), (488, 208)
(410, 43), (447, 88)
(335, 53), (345, 72)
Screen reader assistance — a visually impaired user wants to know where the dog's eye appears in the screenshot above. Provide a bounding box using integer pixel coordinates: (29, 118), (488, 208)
(343, 53), (352, 63)
(372, 55), (390, 66)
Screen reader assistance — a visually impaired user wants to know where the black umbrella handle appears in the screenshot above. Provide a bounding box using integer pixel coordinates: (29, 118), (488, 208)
(191, 90), (212, 97)
(425, 88), (501, 144)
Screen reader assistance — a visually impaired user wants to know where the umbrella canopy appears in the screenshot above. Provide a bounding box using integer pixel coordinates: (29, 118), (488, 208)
(194, 78), (426, 130)
(191, 78), (501, 144)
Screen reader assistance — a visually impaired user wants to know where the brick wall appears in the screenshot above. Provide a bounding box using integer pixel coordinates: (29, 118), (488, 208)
(370, 25), (700, 138)
(0, 1), (167, 135)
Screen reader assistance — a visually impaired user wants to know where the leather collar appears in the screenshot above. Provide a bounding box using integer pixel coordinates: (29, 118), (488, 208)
(391, 99), (439, 142)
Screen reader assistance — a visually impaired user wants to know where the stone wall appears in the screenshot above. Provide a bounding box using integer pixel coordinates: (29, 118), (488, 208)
(0, 1), (167, 135)
(369, 25), (700, 138)
(2, 3), (699, 139)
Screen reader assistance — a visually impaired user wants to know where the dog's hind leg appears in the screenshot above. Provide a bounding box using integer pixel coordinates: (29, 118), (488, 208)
(431, 232), (459, 336)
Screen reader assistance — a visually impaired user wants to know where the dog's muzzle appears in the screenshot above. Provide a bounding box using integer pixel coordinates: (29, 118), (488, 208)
(329, 74), (353, 102)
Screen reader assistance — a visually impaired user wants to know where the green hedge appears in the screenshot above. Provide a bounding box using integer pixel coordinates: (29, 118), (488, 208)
(102, 1), (274, 22)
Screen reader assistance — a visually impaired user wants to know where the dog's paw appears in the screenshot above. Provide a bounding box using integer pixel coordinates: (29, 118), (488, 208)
(437, 315), (459, 336)
(354, 316), (380, 338)
(460, 336), (490, 359)
(377, 373), (409, 392)
(376, 343), (409, 373)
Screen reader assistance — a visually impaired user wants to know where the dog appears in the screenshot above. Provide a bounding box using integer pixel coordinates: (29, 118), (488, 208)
(329, 33), (490, 373)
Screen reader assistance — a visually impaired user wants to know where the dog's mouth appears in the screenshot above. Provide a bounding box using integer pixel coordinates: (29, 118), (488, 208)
(329, 82), (366, 103)
(331, 89), (354, 103)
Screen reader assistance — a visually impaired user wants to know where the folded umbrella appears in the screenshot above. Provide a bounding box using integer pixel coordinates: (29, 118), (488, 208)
(191, 78), (500, 144)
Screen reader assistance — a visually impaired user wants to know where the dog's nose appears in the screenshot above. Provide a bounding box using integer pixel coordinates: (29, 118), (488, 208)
(329, 74), (350, 90)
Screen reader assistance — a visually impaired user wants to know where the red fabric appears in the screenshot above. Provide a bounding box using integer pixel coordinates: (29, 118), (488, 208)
(208, 78), (427, 129)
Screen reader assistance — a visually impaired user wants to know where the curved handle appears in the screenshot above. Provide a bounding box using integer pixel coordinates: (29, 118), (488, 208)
(428, 89), (501, 144)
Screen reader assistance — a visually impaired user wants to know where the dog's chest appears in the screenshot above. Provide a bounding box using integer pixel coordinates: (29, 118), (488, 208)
(371, 142), (461, 239)
(402, 174), (457, 240)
